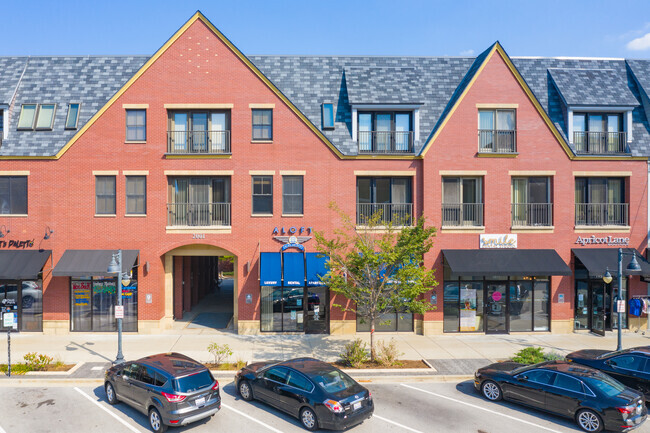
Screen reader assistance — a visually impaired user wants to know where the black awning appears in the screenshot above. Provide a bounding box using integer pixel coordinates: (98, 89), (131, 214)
(442, 249), (572, 277)
(572, 248), (650, 278)
(0, 250), (52, 280)
(53, 250), (139, 277)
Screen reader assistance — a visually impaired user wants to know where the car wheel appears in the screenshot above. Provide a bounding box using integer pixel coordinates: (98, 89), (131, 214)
(481, 380), (502, 401)
(238, 380), (253, 401)
(105, 382), (118, 405)
(22, 295), (34, 309)
(149, 407), (168, 433)
(300, 407), (319, 431)
(576, 409), (603, 433)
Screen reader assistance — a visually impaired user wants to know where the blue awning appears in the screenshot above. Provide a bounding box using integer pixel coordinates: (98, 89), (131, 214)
(306, 253), (328, 286)
(283, 252), (305, 286)
(260, 252), (282, 286)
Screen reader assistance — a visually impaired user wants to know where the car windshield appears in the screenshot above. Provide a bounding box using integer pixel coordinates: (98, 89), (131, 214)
(313, 369), (357, 394)
(173, 370), (214, 393)
(584, 374), (626, 397)
(597, 350), (625, 360)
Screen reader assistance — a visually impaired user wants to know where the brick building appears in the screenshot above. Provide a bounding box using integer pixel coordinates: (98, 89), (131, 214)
(0, 12), (649, 336)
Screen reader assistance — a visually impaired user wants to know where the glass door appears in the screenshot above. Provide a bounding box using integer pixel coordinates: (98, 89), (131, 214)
(0, 283), (20, 331)
(590, 282), (606, 336)
(485, 283), (508, 334)
(304, 286), (329, 334)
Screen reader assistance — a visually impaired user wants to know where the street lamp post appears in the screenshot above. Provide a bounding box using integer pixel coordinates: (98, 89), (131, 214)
(108, 250), (131, 365)
(602, 248), (641, 351)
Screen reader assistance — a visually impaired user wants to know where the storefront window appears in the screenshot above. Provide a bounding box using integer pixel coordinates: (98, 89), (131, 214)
(21, 280), (43, 332)
(261, 286), (304, 332)
(71, 276), (138, 332)
(356, 310), (413, 332)
(460, 281), (483, 332)
(575, 281), (589, 330)
(534, 278), (550, 331)
(443, 281), (459, 333)
(611, 277), (627, 329)
(510, 280), (532, 332)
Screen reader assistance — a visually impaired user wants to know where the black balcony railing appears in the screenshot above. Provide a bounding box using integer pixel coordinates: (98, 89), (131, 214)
(358, 131), (414, 154)
(575, 203), (628, 226)
(167, 202), (231, 227)
(356, 203), (413, 226)
(574, 131), (627, 154)
(442, 203), (484, 227)
(167, 130), (231, 154)
(511, 203), (553, 227)
(478, 129), (516, 153)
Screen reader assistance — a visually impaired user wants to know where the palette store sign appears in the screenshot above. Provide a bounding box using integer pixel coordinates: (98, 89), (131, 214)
(480, 234), (517, 249)
(0, 239), (35, 249)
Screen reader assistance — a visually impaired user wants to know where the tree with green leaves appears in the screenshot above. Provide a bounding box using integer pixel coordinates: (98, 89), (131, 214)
(314, 203), (437, 361)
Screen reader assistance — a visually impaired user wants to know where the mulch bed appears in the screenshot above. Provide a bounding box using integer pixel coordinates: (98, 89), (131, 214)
(332, 360), (429, 369)
(204, 363), (246, 370)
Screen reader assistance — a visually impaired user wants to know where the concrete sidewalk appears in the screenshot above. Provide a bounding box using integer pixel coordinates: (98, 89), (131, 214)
(1, 328), (649, 369)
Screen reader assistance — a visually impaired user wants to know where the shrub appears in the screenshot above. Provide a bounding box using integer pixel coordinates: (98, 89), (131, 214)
(23, 352), (53, 371)
(375, 339), (404, 366)
(543, 351), (565, 361)
(207, 343), (233, 365)
(511, 347), (546, 364)
(339, 338), (369, 368)
(234, 358), (247, 370)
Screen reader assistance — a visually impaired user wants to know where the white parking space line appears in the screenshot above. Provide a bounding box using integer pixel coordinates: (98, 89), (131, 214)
(0, 423), (6, 433)
(73, 387), (143, 433)
(401, 384), (564, 433)
(221, 403), (287, 433)
(373, 414), (424, 433)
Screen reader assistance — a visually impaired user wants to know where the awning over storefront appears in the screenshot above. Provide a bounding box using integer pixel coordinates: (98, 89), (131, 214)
(260, 252), (282, 286)
(572, 248), (650, 278)
(442, 249), (571, 277)
(283, 252), (305, 286)
(0, 250), (52, 280)
(306, 253), (328, 286)
(52, 250), (139, 277)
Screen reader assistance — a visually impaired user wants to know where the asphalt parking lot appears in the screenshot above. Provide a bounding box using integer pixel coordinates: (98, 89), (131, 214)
(0, 380), (646, 433)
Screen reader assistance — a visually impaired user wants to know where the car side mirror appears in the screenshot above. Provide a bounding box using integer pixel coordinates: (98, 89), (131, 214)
(604, 360), (612, 366)
(517, 375), (528, 382)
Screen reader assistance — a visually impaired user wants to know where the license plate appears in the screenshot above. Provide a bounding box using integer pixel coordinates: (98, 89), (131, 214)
(195, 397), (206, 407)
(353, 401), (362, 411)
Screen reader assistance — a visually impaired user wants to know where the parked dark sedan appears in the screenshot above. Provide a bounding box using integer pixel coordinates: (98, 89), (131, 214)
(475, 360), (646, 432)
(104, 353), (220, 432)
(234, 357), (373, 431)
(567, 347), (650, 400)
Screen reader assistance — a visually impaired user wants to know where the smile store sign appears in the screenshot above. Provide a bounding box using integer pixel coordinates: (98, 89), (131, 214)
(480, 234), (517, 249)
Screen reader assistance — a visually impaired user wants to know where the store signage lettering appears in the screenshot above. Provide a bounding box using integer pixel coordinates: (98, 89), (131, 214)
(479, 234), (517, 249)
(575, 235), (630, 246)
(0, 239), (35, 249)
(272, 226), (312, 235)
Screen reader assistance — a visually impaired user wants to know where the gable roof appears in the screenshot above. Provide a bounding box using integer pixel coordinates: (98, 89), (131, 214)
(548, 68), (638, 107)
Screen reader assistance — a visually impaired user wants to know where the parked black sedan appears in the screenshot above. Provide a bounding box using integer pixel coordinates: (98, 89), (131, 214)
(566, 347), (650, 400)
(234, 357), (373, 431)
(475, 360), (647, 432)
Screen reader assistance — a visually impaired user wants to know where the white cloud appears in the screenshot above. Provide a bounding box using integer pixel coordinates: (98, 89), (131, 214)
(627, 33), (650, 51)
(459, 49), (474, 56)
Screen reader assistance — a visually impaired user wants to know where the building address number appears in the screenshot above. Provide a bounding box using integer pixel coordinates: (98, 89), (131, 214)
(192, 233), (206, 239)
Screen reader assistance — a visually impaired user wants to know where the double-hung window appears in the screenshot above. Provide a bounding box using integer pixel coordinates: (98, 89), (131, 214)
(95, 176), (116, 215)
(356, 177), (412, 226)
(126, 109), (146, 142)
(575, 177), (627, 226)
(282, 176), (303, 215)
(0, 176), (27, 214)
(252, 176), (273, 215)
(573, 113), (625, 154)
(511, 177), (552, 227)
(252, 109), (273, 141)
(126, 176), (146, 215)
(442, 177), (483, 227)
(478, 109), (516, 153)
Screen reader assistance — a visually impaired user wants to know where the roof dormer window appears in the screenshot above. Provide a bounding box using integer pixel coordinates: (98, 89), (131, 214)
(65, 103), (80, 129)
(17, 104), (37, 129)
(322, 103), (334, 129)
(35, 104), (56, 130)
(573, 112), (626, 154)
(17, 103), (57, 130)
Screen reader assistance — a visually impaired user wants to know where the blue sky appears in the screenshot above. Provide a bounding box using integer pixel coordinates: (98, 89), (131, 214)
(5, 0), (650, 58)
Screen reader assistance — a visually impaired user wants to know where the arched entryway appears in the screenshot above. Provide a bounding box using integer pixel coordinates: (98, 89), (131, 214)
(163, 244), (237, 331)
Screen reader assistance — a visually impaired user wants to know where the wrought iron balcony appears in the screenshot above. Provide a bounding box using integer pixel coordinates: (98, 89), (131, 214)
(167, 130), (231, 154)
(575, 203), (628, 226)
(358, 131), (414, 154)
(511, 203), (553, 227)
(356, 203), (413, 226)
(442, 203), (484, 227)
(573, 131), (628, 154)
(167, 203), (231, 227)
(478, 129), (516, 153)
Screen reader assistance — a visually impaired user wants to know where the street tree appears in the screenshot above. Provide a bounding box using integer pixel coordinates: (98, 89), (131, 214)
(315, 203), (437, 361)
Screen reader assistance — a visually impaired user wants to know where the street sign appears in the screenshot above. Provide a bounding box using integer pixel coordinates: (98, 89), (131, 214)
(114, 305), (124, 319)
(617, 300), (626, 313)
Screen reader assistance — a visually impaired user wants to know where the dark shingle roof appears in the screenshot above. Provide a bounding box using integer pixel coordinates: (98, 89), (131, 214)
(548, 68), (639, 107)
(345, 66), (424, 104)
(0, 56), (148, 157)
(0, 58), (27, 104)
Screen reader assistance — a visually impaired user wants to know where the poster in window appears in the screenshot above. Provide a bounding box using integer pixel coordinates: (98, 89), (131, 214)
(460, 287), (478, 331)
(73, 282), (91, 305)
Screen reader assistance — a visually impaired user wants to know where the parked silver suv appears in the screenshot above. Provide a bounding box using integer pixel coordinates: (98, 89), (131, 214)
(104, 353), (221, 432)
